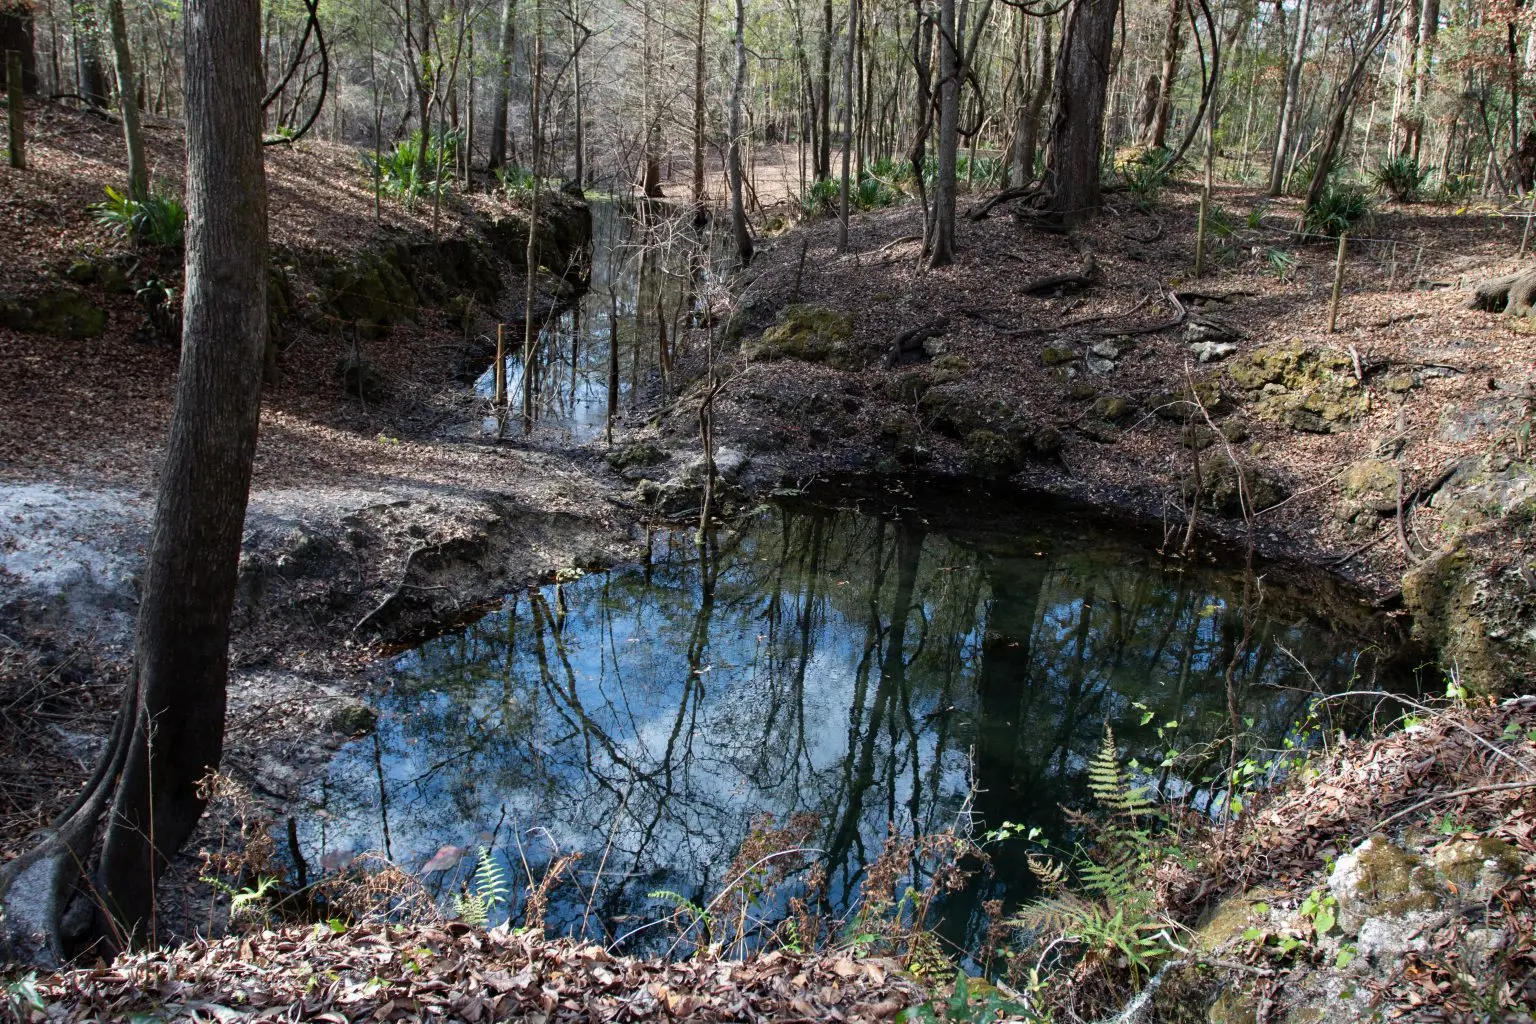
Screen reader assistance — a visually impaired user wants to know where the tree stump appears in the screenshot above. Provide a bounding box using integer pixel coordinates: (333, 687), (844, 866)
(1466, 270), (1536, 318)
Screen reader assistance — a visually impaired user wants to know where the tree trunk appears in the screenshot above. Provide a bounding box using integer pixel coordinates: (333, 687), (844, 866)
(522, 0), (543, 434)
(1268, 0), (1309, 195)
(0, 3), (37, 94)
(95, 0), (268, 948)
(105, 0), (146, 200)
(1016, 13), (1051, 184)
(838, 0), (856, 250)
(1045, 0), (1121, 229)
(411, 0), (432, 184)
(928, 0), (958, 265)
(730, 0), (753, 263)
(817, 0), (832, 179)
(1145, 0), (1183, 150)
(1303, 6), (1396, 211)
(75, 0), (110, 108)
(1409, 0), (1438, 163)
(1391, 0), (1419, 155)
(692, 0), (706, 208)
(488, 0), (517, 169)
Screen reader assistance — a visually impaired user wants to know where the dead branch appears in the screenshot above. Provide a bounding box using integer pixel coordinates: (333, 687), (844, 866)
(1094, 290), (1185, 335)
(967, 182), (1041, 221)
(1017, 253), (1097, 296)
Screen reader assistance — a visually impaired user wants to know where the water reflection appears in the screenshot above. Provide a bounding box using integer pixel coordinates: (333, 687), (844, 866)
(304, 497), (1388, 950)
(474, 201), (728, 443)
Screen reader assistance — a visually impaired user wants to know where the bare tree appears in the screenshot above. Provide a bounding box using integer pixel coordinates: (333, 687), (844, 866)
(730, 0), (753, 262)
(105, 0), (146, 199)
(488, 0), (518, 169)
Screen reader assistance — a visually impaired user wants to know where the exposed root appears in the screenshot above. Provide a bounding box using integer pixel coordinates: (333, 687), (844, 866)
(1015, 252), (1098, 296)
(1466, 269), (1536, 317)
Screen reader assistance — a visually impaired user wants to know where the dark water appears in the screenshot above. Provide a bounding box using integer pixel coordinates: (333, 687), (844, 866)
(303, 491), (1397, 951)
(474, 200), (727, 443)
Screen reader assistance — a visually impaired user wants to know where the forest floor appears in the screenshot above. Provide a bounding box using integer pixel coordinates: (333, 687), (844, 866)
(5, 103), (1536, 1019)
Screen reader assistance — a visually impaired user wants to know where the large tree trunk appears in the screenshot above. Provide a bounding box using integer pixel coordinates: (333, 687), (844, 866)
(1408, 0), (1438, 163)
(0, 2), (38, 94)
(95, 0), (268, 948)
(75, 0), (110, 109)
(928, 0), (958, 265)
(1014, 13), (1051, 184)
(1390, 0), (1419, 155)
(838, 0), (856, 250)
(487, 0), (517, 170)
(1268, 0), (1309, 196)
(1144, 0), (1184, 150)
(1044, 0), (1120, 229)
(105, 0), (146, 200)
(729, 0), (752, 263)
(817, 0), (832, 179)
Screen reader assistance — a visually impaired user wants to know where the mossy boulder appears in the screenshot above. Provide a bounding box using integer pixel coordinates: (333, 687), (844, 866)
(1091, 395), (1135, 423)
(744, 305), (860, 368)
(1150, 379), (1227, 420)
(1185, 452), (1289, 516)
(1339, 459), (1399, 498)
(0, 287), (108, 339)
(1401, 523), (1536, 696)
(607, 441), (666, 473)
(1328, 836), (1443, 934)
(964, 429), (1020, 478)
(1431, 837), (1522, 901)
(1229, 342), (1367, 433)
(1040, 342), (1077, 366)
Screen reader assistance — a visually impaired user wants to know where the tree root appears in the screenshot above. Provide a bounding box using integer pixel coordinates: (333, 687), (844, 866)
(0, 684), (136, 964)
(1466, 269), (1536, 317)
(885, 317), (951, 367)
(1015, 253), (1098, 296)
(966, 182), (1041, 221)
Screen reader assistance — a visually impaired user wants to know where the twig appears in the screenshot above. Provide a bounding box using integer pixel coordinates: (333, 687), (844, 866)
(1094, 290), (1185, 335)
(1374, 780), (1536, 831)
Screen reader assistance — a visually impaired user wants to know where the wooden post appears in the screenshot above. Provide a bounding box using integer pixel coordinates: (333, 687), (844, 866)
(494, 322), (507, 408)
(1328, 233), (1348, 333)
(1194, 110), (1215, 279)
(1522, 209), (1533, 257)
(6, 51), (24, 171)
(1387, 241), (1398, 291)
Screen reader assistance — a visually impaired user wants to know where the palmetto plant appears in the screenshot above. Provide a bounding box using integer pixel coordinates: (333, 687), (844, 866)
(91, 186), (187, 248)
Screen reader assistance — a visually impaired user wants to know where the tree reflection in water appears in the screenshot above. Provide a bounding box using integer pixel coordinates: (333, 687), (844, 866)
(303, 497), (1387, 952)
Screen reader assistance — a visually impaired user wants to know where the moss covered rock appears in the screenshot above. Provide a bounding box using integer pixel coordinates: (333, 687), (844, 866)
(744, 304), (860, 368)
(964, 429), (1020, 478)
(1040, 342), (1077, 366)
(1328, 837), (1443, 934)
(1228, 342), (1367, 433)
(1339, 459), (1399, 498)
(1185, 452), (1289, 516)
(1150, 379), (1227, 420)
(0, 287), (108, 339)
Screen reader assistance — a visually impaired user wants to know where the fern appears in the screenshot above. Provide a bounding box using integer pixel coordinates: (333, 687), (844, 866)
(648, 888), (709, 923)
(453, 847), (509, 927)
(1087, 727), (1153, 819)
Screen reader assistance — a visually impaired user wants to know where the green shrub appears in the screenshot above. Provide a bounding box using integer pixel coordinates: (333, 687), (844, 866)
(1303, 179), (1373, 237)
(361, 128), (462, 203)
(91, 186), (187, 248)
(495, 164), (541, 201)
(800, 177), (840, 216)
(1371, 154), (1429, 203)
(856, 174), (897, 210)
(1434, 172), (1478, 205)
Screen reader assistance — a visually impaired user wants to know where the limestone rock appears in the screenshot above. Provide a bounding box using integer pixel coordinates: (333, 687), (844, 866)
(1086, 355), (1116, 375)
(744, 305), (860, 369)
(1327, 837), (1443, 935)
(1339, 459), (1399, 498)
(1040, 342), (1077, 366)
(1185, 452), (1289, 517)
(1190, 340), (1238, 363)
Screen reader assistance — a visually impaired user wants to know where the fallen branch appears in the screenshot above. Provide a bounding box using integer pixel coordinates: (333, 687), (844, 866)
(1123, 218), (1164, 244)
(967, 182), (1040, 221)
(999, 293), (1154, 336)
(1094, 290), (1185, 335)
(885, 316), (952, 367)
(1174, 290), (1256, 304)
(1017, 253), (1098, 296)
(1374, 780), (1536, 831)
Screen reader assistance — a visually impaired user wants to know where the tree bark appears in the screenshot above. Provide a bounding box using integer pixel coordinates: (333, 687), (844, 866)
(838, 0), (856, 250)
(1268, 0), (1310, 196)
(1044, 0), (1121, 229)
(75, 0), (110, 108)
(105, 0), (146, 200)
(1302, 4), (1396, 211)
(730, 0), (753, 263)
(1409, 0), (1438, 163)
(95, 0), (268, 948)
(928, 0), (958, 265)
(1145, 0), (1183, 150)
(0, 2), (37, 94)
(1015, 13), (1051, 184)
(817, 0), (832, 179)
(488, 0), (517, 169)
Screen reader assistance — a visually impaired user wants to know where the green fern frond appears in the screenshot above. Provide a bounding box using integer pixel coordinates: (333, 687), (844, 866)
(454, 891), (489, 926)
(648, 889), (709, 923)
(472, 849), (509, 911)
(1089, 726), (1155, 819)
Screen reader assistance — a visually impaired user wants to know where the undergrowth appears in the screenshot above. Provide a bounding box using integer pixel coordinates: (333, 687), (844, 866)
(360, 129), (462, 204)
(90, 186), (187, 248)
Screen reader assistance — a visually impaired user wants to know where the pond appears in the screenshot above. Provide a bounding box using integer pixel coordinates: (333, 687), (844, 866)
(473, 200), (730, 443)
(301, 486), (1405, 954)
